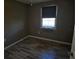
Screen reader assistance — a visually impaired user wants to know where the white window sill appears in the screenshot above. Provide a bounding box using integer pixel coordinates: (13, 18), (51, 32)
(40, 27), (56, 30)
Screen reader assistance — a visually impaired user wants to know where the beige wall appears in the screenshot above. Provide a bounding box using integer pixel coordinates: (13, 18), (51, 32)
(28, 0), (74, 43)
(4, 0), (28, 47)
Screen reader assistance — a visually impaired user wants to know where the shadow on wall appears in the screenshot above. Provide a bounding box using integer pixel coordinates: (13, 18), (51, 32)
(4, 0), (28, 47)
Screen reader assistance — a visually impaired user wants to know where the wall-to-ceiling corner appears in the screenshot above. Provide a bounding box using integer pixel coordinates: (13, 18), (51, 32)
(28, 0), (75, 43)
(4, 0), (28, 47)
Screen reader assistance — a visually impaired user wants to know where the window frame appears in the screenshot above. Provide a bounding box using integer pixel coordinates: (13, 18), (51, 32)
(40, 5), (58, 30)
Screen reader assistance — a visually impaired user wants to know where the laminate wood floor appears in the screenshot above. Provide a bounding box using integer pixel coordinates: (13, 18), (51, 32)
(5, 37), (71, 59)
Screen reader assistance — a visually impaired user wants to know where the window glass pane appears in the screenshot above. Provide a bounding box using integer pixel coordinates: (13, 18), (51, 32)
(42, 18), (55, 28)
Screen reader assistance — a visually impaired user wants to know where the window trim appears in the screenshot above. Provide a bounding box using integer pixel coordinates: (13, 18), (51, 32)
(40, 5), (58, 30)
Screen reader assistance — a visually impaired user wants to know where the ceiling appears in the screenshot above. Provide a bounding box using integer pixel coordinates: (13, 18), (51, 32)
(16, 0), (52, 4)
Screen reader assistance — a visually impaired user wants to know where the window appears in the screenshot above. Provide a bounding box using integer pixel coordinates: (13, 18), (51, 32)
(41, 6), (56, 29)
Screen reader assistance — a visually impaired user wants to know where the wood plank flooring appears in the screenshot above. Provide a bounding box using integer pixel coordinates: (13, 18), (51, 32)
(5, 37), (71, 59)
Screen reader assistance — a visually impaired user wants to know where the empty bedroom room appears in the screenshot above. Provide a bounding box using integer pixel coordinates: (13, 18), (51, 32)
(4, 0), (75, 59)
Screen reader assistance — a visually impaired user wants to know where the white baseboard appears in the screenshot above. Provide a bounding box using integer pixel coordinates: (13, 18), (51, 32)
(29, 35), (71, 45)
(4, 35), (30, 50)
(4, 35), (71, 50)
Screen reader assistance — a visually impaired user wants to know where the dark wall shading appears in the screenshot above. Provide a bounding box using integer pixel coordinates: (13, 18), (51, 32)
(4, 0), (28, 47)
(28, 0), (74, 43)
